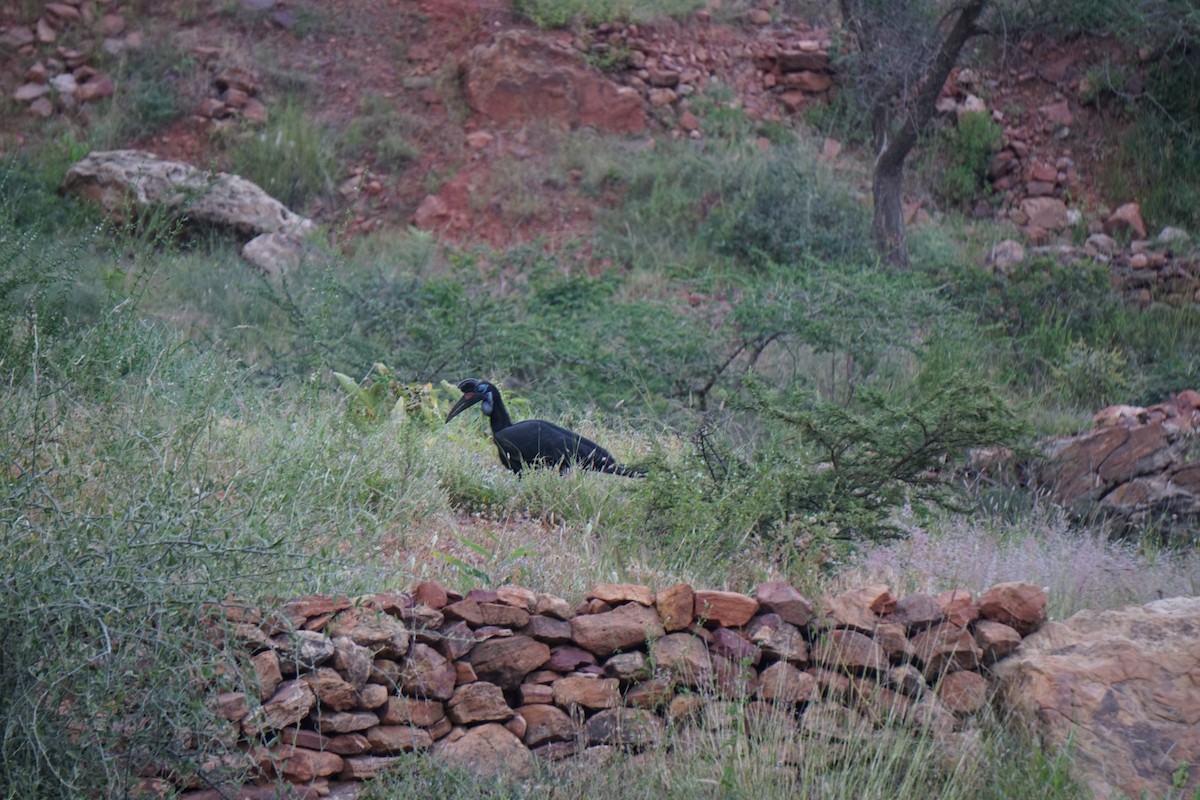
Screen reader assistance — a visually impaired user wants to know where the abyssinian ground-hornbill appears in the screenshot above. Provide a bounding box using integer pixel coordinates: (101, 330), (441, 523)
(444, 378), (644, 477)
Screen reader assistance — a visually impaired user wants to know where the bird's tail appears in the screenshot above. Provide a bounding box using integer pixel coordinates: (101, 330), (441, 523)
(581, 445), (647, 478)
(604, 462), (647, 478)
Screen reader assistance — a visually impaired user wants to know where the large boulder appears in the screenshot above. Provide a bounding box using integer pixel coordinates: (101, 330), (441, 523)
(63, 150), (313, 237)
(994, 596), (1200, 800)
(462, 31), (645, 134)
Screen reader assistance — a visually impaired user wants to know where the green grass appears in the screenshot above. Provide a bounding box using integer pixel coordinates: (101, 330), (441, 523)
(228, 100), (338, 210)
(0, 232), (1178, 799)
(357, 697), (1085, 800)
(514, 0), (704, 28)
(89, 37), (199, 148)
(342, 92), (426, 171)
(1092, 41), (1200, 231)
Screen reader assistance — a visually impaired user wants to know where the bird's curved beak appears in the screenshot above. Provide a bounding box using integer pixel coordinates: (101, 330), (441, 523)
(445, 391), (482, 423)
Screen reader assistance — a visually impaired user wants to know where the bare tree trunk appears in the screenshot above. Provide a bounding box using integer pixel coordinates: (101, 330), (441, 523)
(873, 156), (909, 269)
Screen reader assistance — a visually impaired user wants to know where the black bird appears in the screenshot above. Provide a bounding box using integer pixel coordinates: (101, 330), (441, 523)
(444, 378), (643, 477)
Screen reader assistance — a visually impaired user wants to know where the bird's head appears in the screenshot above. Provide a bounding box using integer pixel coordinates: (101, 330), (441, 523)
(445, 378), (495, 423)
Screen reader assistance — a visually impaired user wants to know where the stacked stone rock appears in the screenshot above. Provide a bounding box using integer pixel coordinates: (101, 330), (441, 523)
(1101, 228), (1200, 308)
(589, 23), (836, 118)
(192, 64), (269, 127)
(5, 1), (136, 118)
(173, 580), (1046, 799)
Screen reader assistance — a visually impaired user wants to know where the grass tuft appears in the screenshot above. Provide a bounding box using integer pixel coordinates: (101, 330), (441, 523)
(229, 101), (338, 210)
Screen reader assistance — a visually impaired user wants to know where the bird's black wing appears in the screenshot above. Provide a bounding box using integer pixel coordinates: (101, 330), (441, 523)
(496, 420), (640, 476)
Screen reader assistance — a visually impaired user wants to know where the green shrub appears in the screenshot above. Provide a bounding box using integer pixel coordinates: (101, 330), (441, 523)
(1050, 339), (1130, 408)
(1103, 304), (1200, 406)
(2, 320), (269, 796)
(703, 154), (874, 267)
(229, 101), (337, 210)
(600, 136), (871, 274)
(0, 134), (93, 230)
(641, 372), (1027, 574)
(927, 110), (1002, 210)
(514, 0), (701, 27)
(583, 41), (637, 72)
(1079, 58), (1132, 109)
(939, 256), (1119, 393)
(935, 250), (1200, 411)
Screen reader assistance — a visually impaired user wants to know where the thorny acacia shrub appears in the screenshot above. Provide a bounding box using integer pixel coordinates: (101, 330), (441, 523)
(0, 324), (263, 796)
(640, 372), (1027, 572)
(0, 308), (404, 795)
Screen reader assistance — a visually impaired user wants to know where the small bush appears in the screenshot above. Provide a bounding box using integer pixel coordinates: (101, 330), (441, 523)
(927, 110), (1002, 210)
(596, 138), (872, 272)
(341, 93), (424, 171)
(1050, 339), (1130, 408)
(583, 41), (636, 72)
(2, 320), (279, 797)
(939, 255), (1119, 396)
(0, 133), (92, 229)
(703, 154), (874, 268)
(1079, 58), (1131, 109)
(229, 101), (337, 210)
(91, 40), (195, 147)
(641, 372), (1027, 575)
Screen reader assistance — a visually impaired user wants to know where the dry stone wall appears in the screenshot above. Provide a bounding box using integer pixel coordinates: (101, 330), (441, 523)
(168, 580), (1048, 799)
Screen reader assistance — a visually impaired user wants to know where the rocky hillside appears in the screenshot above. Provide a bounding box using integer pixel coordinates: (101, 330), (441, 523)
(1, 0), (1190, 260)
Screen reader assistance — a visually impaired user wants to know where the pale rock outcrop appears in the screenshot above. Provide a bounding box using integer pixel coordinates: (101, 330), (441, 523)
(241, 232), (313, 277)
(995, 597), (1200, 800)
(63, 150), (313, 237)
